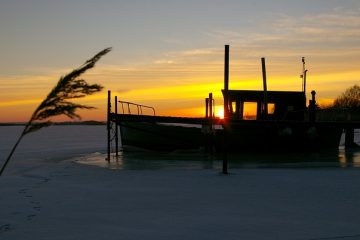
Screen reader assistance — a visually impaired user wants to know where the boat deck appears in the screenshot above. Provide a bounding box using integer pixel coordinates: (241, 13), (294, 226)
(110, 112), (360, 128)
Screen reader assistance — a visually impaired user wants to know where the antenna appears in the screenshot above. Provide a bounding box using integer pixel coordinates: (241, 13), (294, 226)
(301, 57), (307, 93)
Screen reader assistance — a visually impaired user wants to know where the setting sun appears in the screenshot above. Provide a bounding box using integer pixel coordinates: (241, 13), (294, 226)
(216, 107), (224, 119)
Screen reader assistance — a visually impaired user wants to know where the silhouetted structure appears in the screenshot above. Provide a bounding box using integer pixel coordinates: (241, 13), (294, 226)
(106, 45), (360, 173)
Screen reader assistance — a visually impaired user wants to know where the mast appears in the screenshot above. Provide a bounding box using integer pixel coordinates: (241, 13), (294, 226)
(301, 57), (308, 94)
(224, 45), (230, 120)
(107, 90), (111, 161)
(261, 57), (268, 119)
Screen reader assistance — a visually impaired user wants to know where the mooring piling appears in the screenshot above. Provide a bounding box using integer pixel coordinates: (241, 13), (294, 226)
(115, 95), (119, 158)
(222, 45), (229, 174)
(222, 127), (228, 174)
(205, 98), (209, 118)
(261, 57), (268, 119)
(107, 90), (111, 161)
(345, 127), (356, 148)
(224, 44), (230, 120)
(309, 90), (316, 123)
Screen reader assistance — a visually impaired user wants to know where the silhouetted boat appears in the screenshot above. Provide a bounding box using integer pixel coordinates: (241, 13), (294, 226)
(110, 45), (347, 152)
(120, 122), (204, 151)
(216, 90), (343, 152)
(113, 101), (208, 151)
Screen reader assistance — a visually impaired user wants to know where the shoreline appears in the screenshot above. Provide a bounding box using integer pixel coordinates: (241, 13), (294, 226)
(0, 121), (106, 127)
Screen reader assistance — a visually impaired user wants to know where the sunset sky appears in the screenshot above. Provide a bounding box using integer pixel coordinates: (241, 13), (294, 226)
(1, 0), (359, 122)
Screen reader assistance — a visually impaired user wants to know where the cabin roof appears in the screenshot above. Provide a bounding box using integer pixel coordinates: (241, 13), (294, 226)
(222, 90), (305, 103)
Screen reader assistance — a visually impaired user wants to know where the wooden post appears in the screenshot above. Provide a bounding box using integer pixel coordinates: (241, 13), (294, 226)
(302, 57), (308, 94)
(345, 127), (355, 148)
(261, 57), (268, 119)
(301, 57), (308, 109)
(303, 70), (308, 95)
(209, 93), (214, 154)
(205, 98), (209, 118)
(209, 93), (213, 119)
(309, 90), (316, 122)
(224, 45), (230, 120)
(223, 45), (229, 174)
(302, 57), (305, 92)
(345, 112), (355, 148)
(240, 102), (244, 120)
(115, 96), (119, 158)
(107, 90), (111, 161)
(222, 127), (228, 174)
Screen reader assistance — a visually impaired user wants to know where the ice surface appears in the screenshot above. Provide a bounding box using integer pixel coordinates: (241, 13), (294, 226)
(0, 125), (106, 174)
(1, 126), (360, 240)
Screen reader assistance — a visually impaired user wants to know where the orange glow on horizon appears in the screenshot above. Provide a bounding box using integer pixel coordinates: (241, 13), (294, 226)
(1, 57), (359, 122)
(0, 99), (43, 107)
(317, 98), (335, 108)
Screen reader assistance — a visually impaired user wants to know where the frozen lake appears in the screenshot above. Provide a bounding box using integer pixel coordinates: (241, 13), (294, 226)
(0, 125), (359, 172)
(1, 125), (360, 240)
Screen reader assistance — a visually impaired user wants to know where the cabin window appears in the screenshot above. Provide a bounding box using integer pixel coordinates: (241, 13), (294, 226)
(243, 102), (257, 120)
(231, 101), (236, 113)
(268, 103), (275, 114)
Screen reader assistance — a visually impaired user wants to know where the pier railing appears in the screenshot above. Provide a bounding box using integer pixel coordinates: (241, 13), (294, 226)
(118, 100), (156, 116)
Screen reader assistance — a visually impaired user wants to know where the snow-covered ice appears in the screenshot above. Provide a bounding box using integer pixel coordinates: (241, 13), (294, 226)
(1, 126), (360, 240)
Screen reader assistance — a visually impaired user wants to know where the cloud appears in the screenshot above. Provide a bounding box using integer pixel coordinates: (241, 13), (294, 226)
(154, 59), (175, 64)
(270, 9), (360, 43)
(204, 7), (360, 54)
(115, 89), (132, 94)
(179, 49), (218, 57)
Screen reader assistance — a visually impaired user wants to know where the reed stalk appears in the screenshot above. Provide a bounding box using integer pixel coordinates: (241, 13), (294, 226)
(0, 48), (111, 176)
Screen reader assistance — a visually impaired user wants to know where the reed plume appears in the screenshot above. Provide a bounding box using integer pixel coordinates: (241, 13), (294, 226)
(0, 47), (112, 176)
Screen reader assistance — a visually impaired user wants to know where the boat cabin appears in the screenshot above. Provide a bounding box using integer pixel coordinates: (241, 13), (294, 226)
(223, 90), (306, 121)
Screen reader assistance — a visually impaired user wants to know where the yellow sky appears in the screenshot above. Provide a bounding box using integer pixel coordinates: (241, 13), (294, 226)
(1, 55), (359, 122)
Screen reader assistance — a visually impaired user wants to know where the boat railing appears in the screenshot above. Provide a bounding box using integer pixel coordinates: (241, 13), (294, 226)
(118, 100), (156, 116)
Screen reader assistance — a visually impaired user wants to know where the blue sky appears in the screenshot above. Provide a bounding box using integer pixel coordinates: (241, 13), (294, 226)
(1, 0), (358, 71)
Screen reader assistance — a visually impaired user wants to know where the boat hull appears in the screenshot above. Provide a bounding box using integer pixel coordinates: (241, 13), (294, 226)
(119, 122), (205, 150)
(215, 121), (343, 152)
(119, 120), (343, 152)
